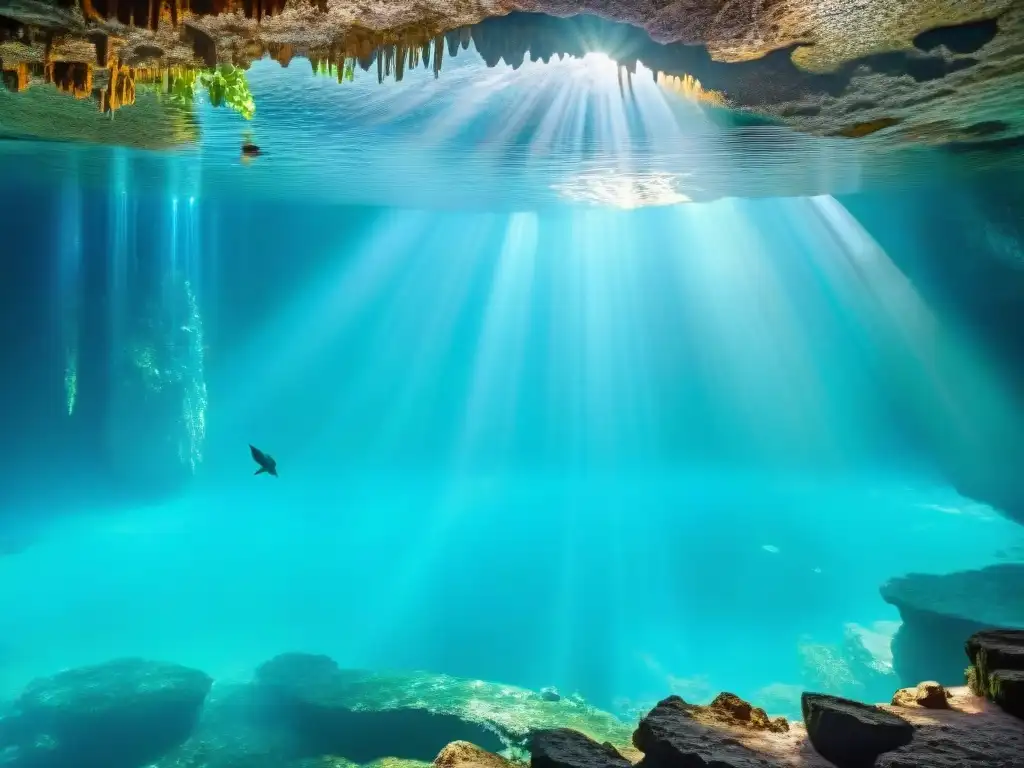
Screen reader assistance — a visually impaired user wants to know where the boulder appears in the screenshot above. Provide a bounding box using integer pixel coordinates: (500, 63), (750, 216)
(801, 693), (913, 768)
(890, 682), (951, 710)
(965, 628), (1024, 719)
(434, 741), (514, 768)
(880, 564), (1024, 685)
(628, 687), (1023, 768)
(530, 729), (630, 768)
(633, 694), (793, 768)
(0, 658), (212, 768)
(252, 653), (633, 762)
(876, 686), (1024, 768)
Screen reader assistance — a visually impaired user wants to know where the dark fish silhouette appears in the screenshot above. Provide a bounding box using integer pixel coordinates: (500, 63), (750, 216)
(250, 444), (278, 477)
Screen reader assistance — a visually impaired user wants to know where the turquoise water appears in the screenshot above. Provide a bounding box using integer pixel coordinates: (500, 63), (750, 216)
(2, 35), (1024, 741)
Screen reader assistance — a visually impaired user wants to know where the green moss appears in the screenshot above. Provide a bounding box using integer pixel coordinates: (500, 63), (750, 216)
(966, 665), (983, 696)
(170, 65), (255, 120)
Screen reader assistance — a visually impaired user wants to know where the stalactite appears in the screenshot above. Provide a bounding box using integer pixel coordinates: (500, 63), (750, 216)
(432, 34), (443, 78)
(394, 43), (405, 81)
(0, 63), (30, 92)
(45, 61), (93, 99)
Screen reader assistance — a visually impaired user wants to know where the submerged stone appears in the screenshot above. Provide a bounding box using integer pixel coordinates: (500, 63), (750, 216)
(530, 729), (630, 768)
(890, 681), (951, 710)
(0, 658), (212, 768)
(801, 693), (913, 768)
(434, 741), (514, 768)
(632, 694), (789, 768)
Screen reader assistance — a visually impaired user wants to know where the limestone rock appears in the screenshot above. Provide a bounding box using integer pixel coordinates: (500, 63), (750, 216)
(965, 628), (1024, 719)
(880, 564), (1024, 685)
(252, 653), (633, 762)
(435, 741), (514, 768)
(530, 729), (630, 768)
(0, 658), (212, 768)
(633, 695), (790, 768)
(801, 693), (914, 768)
(890, 681), (951, 709)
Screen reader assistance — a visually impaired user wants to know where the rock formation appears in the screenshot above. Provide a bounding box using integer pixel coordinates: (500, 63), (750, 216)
(530, 729), (631, 768)
(966, 628), (1024, 719)
(801, 693), (914, 768)
(880, 564), (1024, 686)
(0, 0), (1022, 150)
(0, 635), (1022, 768)
(890, 681), (952, 709)
(0, 658), (212, 768)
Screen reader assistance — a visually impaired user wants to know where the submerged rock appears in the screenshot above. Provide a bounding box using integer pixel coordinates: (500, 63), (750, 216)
(434, 741), (514, 768)
(801, 693), (913, 768)
(0, 658), (212, 768)
(890, 681), (951, 710)
(252, 653), (633, 762)
(965, 628), (1024, 719)
(530, 729), (630, 768)
(633, 694), (791, 768)
(880, 564), (1024, 685)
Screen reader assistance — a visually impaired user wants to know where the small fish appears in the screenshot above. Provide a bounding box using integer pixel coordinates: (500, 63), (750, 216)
(250, 444), (278, 477)
(761, 544), (780, 554)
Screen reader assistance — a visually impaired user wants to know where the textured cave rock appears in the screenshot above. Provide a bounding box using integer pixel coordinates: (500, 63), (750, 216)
(530, 729), (631, 768)
(801, 693), (914, 768)
(890, 681), (952, 709)
(0, 0), (1023, 149)
(966, 628), (1024, 719)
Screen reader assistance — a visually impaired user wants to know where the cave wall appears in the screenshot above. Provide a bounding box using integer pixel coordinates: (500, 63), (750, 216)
(839, 169), (1024, 524)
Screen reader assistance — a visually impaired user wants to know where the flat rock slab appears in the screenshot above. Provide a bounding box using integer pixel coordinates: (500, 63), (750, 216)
(882, 565), (1024, 627)
(880, 565), (1024, 685)
(0, 658), (212, 768)
(802, 693), (914, 768)
(253, 653), (633, 762)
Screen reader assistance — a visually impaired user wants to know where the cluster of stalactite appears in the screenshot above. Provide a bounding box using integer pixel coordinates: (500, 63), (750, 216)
(0, 6), (743, 111)
(78, 0), (290, 31)
(271, 27), (451, 83)
(657, 72), (727, 106)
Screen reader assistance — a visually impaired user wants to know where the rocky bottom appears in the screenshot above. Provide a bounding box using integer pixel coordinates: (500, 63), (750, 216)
(0, 630), (1022, 768)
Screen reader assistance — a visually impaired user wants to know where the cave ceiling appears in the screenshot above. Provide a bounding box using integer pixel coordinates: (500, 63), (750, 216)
(0, 0), (1021, 155)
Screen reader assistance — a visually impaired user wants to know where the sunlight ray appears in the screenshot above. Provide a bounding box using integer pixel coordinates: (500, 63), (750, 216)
(220, 210), (432, 424)
(455, 211), (539, 466)
(345, 214), (503, 457)
(803, 195), (1024, 464)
